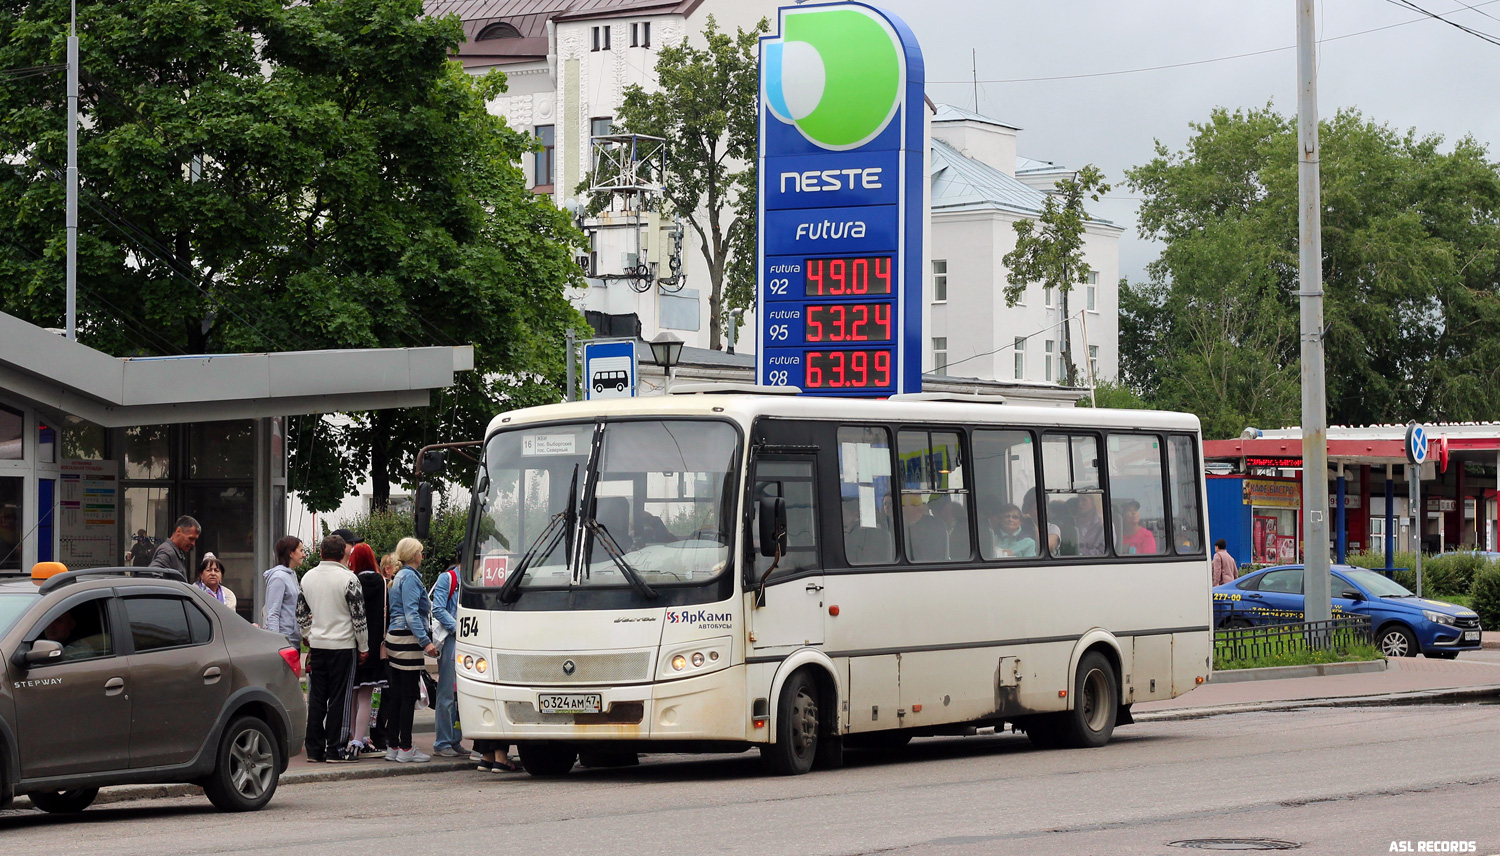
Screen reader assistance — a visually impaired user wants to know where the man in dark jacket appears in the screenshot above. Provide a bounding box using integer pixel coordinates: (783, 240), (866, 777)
(148, 516), (200, 575)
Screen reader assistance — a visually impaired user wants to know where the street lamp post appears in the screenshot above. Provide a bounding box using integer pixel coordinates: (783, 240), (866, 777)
(650, 332), (683, 393)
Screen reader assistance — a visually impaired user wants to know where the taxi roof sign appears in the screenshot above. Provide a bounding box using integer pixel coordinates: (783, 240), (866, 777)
(30, 561), (68, 583)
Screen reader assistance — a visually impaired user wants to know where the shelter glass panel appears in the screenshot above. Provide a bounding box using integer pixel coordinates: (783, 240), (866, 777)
(188, 421), (254, 479)
(123, 426), (172, 479)
(0, 404), (21, 460)
(0, 476), (21, 571)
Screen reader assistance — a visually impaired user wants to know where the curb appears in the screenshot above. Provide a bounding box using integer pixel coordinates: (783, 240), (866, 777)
(1135, 684), (1500, 722)
(1207, 659), (1387, 684)
(9, 756), (477, 811)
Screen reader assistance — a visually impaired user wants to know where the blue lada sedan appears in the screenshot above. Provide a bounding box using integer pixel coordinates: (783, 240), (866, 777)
(1212, 564), (1483, 659)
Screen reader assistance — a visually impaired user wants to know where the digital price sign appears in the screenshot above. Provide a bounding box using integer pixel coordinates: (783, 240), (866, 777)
(756, 3), (924, 397)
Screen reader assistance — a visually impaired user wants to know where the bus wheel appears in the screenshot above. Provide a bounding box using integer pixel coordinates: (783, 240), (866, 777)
(762, 670), (820, 775)
(1057, 651), (1118, 749)
(517, 743), (578, 776)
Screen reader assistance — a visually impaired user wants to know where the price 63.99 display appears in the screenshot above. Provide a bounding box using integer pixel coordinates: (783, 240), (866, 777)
(804, 349), (892, 390)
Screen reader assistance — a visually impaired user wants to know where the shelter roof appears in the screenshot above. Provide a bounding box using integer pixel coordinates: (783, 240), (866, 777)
(0, 311), (472, 427)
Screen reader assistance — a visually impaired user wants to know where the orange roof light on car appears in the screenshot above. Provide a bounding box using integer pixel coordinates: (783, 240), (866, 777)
(30, 562), (68, 584)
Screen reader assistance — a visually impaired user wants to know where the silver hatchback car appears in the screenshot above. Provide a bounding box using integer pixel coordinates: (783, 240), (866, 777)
(0, 565), (306, 813)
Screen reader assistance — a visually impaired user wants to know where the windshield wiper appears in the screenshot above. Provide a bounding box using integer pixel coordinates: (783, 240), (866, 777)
(585, 518), (659, 600)
(498, 465), (579, 603)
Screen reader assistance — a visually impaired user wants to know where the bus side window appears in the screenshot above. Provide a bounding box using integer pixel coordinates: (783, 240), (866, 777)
(837, 427), (896, 566)
(1042, 433), (1107, 557)
(973, 430), (1040, 560)
(898, 430), (971, 563)
(1168, 435), (1204, 555)
(1107, 434), (1167, 557)
(752, 460), (819, 577)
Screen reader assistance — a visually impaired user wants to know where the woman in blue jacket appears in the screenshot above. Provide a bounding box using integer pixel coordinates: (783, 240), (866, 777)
(384, 537), (438, 763)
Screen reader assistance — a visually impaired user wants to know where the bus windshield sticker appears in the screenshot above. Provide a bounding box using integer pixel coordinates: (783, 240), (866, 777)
(481, 555), (509, 587)
(521, 434), (577, 456)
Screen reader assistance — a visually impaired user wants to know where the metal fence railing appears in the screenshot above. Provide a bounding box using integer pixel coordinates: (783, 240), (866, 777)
(1214, 615), (1374, 663)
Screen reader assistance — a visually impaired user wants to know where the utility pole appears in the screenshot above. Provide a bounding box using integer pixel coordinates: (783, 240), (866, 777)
(564, 328), (576, 402)
(65, 0), (79, 340)
(1297, 0), (1332, 625)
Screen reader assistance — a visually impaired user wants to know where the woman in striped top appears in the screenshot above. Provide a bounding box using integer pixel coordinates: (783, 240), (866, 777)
(384, 537), (438, 763)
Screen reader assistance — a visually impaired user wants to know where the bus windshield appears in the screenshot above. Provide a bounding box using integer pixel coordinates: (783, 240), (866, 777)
(468, 419), (740, 591)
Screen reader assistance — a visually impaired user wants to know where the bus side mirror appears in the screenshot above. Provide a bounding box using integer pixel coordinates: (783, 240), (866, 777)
(414, 482), (434, 540)
(758, 497), (786, 558)
(420, 450), (446, 474)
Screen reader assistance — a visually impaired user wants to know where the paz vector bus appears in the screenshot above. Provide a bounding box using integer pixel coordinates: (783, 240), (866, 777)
(445, 389), (1213, 776)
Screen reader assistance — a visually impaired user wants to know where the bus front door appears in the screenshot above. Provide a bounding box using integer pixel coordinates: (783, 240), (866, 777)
(748, 457), (825, 652)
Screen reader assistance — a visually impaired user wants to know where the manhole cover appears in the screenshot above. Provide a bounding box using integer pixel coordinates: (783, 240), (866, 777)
(1168, 840), (1302, 851)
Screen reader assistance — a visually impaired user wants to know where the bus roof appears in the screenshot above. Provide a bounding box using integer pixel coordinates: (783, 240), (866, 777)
(484, 393), (1201, 438)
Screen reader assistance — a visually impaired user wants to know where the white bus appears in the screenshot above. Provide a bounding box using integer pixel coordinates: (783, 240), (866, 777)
(452, 391), (1212, 775)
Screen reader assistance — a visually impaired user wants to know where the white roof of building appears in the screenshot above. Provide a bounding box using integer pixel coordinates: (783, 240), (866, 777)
(930, 138), (1117, 228)
(931, 104), (1022, 131)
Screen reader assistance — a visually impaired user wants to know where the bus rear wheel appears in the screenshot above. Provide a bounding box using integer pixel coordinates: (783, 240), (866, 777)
(1027, 651), (1118, 750)
(517, 743), (578, 776)
(762, 670), (820, 775)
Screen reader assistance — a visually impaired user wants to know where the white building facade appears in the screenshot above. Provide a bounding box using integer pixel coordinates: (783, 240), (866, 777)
(927, 105), (1122, 389)
(431, 0), (779, 348)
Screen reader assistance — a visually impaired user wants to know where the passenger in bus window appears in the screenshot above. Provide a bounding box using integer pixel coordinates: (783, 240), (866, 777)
(1050, 499), (1077, 555)
(1072, 494), (1107, 556)
(987, 504), (1037, 558)
(1115, 499), (1159, 555)
(903, 494), (949, 562)
(635, 511), (673, 546)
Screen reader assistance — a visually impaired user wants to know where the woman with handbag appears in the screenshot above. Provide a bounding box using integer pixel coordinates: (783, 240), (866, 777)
(384, 537), (438, 763)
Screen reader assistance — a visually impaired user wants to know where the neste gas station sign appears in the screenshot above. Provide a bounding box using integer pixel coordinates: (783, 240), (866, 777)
(756, 2), (925, 396)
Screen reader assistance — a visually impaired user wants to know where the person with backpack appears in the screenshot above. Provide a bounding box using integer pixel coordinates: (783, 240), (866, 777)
(429, 544), (469, 758)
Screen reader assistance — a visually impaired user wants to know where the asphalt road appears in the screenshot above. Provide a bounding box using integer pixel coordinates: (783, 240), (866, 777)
(3, 702), (1498, 856)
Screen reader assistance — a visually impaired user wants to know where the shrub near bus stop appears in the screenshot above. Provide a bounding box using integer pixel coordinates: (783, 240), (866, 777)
(1470, 565), (1500, 633)
(314, 497), (467, 587)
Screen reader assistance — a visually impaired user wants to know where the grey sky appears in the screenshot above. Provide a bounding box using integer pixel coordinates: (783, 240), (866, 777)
(877, 0), (1500, 282)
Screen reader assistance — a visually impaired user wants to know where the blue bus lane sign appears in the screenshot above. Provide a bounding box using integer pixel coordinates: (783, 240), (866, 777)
(756, 2), (925, 397)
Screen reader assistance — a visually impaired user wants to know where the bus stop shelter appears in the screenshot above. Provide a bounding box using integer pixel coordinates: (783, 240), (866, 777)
(0, 310), (472, 621)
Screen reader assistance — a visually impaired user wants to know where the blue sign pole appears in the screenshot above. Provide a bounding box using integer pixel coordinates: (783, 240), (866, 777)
(756, 2), (925, 397)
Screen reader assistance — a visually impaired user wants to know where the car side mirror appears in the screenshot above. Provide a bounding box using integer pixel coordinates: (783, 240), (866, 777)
(21, 639), (64, 668)
(758, 496), (787, 558)
(1342, 590), (1364, 601)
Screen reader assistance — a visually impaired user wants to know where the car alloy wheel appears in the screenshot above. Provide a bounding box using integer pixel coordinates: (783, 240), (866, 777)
(228, 726), (276, 799)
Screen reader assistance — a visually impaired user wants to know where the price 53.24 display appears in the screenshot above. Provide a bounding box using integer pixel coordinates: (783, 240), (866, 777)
(804, 349), (893, 390)
(805, 302), (892, 343)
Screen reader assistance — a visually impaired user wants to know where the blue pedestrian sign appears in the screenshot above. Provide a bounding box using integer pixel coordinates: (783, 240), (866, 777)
(583, 340), (637, 401)
(756, 1), (926, 396)
(1405, 422), (1428, 465)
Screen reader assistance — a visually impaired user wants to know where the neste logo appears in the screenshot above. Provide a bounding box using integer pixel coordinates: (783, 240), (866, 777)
(763, 5), (905, 151)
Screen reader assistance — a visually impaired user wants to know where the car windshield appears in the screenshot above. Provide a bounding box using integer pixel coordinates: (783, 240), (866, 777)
(1340, 567), (1416, 598)
(467, 419), (740, 591)
(0, 592), (38, 636)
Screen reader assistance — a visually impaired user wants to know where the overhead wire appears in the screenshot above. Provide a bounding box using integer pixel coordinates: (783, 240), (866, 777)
(1378, 0), (1500, 46)
(928, 0), (1500, 86)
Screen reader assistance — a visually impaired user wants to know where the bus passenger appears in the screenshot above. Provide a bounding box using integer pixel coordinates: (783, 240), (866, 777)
(988, 504), (1037, 558)
(1073, 494), (1107, 556)
(1115, 499), (1158, 555)
(903, 494), (948, 562)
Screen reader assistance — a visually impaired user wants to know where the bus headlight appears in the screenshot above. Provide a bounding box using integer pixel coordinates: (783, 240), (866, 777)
(659, 637), (732, 680)
(476, 657), (488, 674)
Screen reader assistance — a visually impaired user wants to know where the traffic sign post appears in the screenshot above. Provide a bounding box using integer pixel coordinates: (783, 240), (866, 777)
(582, 340), (638, 401)
(755, 2), (925, 396)
(1406, 422), (1429, 596)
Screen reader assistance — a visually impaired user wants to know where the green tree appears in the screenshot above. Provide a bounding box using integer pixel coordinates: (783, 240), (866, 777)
(615, 16), (767, 351)
(1125, 105), (1500, 437)
(1076, 381), (1151, 409)
(1002, 164), (1110, 387)
(0, 0), (587, 510)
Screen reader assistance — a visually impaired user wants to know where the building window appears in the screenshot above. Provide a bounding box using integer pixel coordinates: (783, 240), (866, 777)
(534, 125), (554, 187)
(1044, 339), (1055, 382)
(932, 259), (947, 303)
(1044, 285), (1054, 308)
(631, 22), (652, 47)
(1086, 271), (1098, 311)
(643, 21), (651, 47)
(476, 21), (522, 40)
(933, 337), (948, 376)
(1089, 345), (1099, 380)
(591, 117), (613, 139)
(592, 25), (611, 51)
(1013, 337), (1025, 380)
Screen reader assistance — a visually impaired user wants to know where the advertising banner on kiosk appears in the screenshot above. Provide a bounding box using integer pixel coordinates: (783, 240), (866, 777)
(756, 2), (926, 396)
